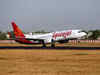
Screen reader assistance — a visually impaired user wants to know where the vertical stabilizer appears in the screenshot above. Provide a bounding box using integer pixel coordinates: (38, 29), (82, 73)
(11, 22), (25, 38)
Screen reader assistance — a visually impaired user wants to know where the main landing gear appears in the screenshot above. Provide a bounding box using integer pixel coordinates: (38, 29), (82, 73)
(51, 39), (55, 47)
(41, 40), (46, 48)
(41, 39), (55, 48)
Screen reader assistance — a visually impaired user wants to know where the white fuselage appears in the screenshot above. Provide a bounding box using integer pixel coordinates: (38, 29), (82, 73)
(24, 30), (87, 43)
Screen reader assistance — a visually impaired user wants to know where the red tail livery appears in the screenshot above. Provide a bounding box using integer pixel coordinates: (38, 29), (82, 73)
(11, 22), (25, 38)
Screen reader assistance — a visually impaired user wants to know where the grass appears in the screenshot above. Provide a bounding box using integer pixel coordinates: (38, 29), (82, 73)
(0, 50), (100, 75)
(0, 42), (100, 75)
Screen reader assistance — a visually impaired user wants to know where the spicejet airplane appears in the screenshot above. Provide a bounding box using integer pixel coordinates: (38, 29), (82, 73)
(10, 22), (87, 47)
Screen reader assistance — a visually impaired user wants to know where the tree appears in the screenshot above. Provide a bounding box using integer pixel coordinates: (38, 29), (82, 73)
(0, 31), (7, 40)
(88, 30), (100, 40)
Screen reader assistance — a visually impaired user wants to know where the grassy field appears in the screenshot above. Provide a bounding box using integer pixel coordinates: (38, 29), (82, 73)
(0, 50), (100, 75)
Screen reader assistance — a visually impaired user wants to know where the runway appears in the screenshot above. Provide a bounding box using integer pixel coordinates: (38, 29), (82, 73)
(0, 46), (100, 50)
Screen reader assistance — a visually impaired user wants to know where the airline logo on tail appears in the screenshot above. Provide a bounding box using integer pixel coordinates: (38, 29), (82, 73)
(11, 22), (25, 38)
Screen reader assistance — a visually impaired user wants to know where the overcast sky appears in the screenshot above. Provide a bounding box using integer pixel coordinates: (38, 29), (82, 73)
(0, 0), (100, 32)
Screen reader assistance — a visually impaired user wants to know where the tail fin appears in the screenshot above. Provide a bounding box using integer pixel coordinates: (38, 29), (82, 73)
(11, 22), (25, 38)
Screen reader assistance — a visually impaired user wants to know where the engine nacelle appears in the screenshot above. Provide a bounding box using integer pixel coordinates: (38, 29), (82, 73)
(57, 39), (69, 43)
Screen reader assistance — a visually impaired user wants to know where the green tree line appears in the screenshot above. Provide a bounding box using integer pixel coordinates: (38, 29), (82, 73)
(0, 31), (7, 40)
(87, 30), (100, 40)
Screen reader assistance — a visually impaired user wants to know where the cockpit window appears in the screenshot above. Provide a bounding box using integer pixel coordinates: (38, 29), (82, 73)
(78, 31), (82, 33)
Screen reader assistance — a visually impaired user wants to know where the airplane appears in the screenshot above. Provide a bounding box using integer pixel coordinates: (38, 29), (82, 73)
(9, 22), (87, 47)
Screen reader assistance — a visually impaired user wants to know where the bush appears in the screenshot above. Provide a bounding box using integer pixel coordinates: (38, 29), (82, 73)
(0, 31), (7, 40)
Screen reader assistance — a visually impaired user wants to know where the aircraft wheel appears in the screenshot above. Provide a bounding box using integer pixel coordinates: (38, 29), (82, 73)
(51, 39), (55, 47)
(41, 40), (46, 48)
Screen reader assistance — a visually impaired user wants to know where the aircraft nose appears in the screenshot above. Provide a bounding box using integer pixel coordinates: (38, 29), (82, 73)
(82, 32), (87, 36)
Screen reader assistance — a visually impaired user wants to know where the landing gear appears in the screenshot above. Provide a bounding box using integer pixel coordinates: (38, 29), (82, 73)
(51, 39), (55, 47)
(41, 40), (46, 48)
(41, 39), (55, 48)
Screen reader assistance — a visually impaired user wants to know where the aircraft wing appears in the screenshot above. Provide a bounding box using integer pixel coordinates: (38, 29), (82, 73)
(25, 38), (44, 41)
(8, 37), (44, 41)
